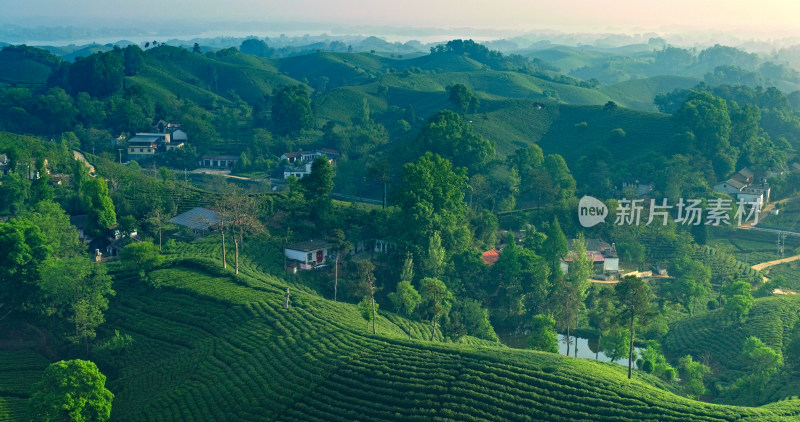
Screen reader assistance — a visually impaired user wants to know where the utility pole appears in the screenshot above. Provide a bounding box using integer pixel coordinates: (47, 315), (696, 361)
(778, 232), (786, 257)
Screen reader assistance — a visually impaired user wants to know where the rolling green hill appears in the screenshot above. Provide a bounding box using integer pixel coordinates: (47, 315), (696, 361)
(0, 46), (61, 86)
(663, 295), (800, 403)
(277, 52), (387, 91)
(401, 52), (487, 73)
(4, 238), (800, 421)
(138, 46), (302, 105)
(599, 75), (701, 111)
(515, 46), (613, 73)
(532, 104), (675, 163)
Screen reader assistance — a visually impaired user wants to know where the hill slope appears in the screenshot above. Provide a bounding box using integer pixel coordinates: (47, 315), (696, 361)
(599, 75), (701, 111)
(663, 295), (800, 404)
(4, 237), (799, 421)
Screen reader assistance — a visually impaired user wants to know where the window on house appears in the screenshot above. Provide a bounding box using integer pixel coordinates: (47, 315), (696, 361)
(140, 148), (144, 152)
(306, 252), (313, 261)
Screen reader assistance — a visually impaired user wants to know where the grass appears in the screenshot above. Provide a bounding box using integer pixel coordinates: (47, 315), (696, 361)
(599, 75), (701, 111)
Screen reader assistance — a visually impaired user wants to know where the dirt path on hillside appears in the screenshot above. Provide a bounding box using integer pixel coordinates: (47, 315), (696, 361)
(189, 168), (265, 181)
(73, 150), (96, 177)
(761, 197), (793, 215)
(590, 279), (619, 284)
(751, 254), (800, 272)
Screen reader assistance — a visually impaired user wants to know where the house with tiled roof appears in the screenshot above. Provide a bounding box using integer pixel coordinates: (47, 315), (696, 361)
(560, 239), (619, 276)
(281, 148), (340, 164)
(285, 240), (334, 271)
(127, 131), (185, 158)
(713, 167), (770, 208)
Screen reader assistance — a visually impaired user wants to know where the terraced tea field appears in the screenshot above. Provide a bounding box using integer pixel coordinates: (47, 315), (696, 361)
(0, 350), (50, 422)
(94, 251), (800, 420)
(664, 296), (800, 382)
(4, 245), (800, 421)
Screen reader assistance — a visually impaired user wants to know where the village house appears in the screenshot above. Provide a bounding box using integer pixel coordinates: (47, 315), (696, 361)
(171, 129), (188, 147)
(283, 162), (313, 179)
(280, 148), (340, 164)
(354, 239), (396, 254)
(168, 207), (220, 232)
(618, 178), (654, 198)
(199, 155), (239, 169)
(23, 158), (49, 180)
(713, 167), (771, 207)
(560, 238), (619, 278)
(127, 132), (185, 159)
(106, 230), (138, 257)
(285, 240), (334, 271)
(281, 148), (340, 179)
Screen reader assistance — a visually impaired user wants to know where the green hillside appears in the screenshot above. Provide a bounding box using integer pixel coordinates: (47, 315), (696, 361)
(467, 99), (559, 156)
(599, 75), (701, 111)
(4, 238), (799, 421)
(533, 104), (675, 164)
(138, 46), (302, 105)
(663, 295), (800, 403)
(0, 46), (61, 86)
(0, 350), (50, 422)
(401, 52), (487, 72)
(515, 46), (613, 73)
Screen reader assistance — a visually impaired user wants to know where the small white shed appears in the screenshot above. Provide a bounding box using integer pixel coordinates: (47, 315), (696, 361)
(285, 240), (333, 269)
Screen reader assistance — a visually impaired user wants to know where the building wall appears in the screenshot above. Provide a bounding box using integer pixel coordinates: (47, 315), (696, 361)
(128, 147), (155, 155)
(285, 249), (311, 264)
(737, 193), (764, 208)
(285, 248), (329, 265)
(604, 258), (619, 272)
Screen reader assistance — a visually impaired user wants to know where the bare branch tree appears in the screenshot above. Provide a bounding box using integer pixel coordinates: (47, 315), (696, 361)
(215, 187), (266, 275)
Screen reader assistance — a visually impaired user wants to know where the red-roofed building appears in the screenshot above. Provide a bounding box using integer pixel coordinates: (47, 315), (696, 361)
(482, 249), (499, 266)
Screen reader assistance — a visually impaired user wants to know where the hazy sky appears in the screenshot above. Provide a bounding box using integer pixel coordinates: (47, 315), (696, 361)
(4, 0), (800, 38)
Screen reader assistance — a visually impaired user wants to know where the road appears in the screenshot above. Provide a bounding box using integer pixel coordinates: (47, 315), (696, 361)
(751, 254), (800, 272)
(189, 168), (266, 181)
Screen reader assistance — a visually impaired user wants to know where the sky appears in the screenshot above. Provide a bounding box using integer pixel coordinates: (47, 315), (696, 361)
(3, 0), (800, 39)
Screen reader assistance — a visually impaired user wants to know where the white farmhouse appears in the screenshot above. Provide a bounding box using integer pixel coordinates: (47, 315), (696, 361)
(285, 240), (334, 270)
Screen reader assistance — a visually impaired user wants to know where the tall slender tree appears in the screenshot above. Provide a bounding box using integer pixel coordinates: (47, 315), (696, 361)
(615, 276), (654, 379)
(420, 277), (453, 341)
(565, 234), (592, 357)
